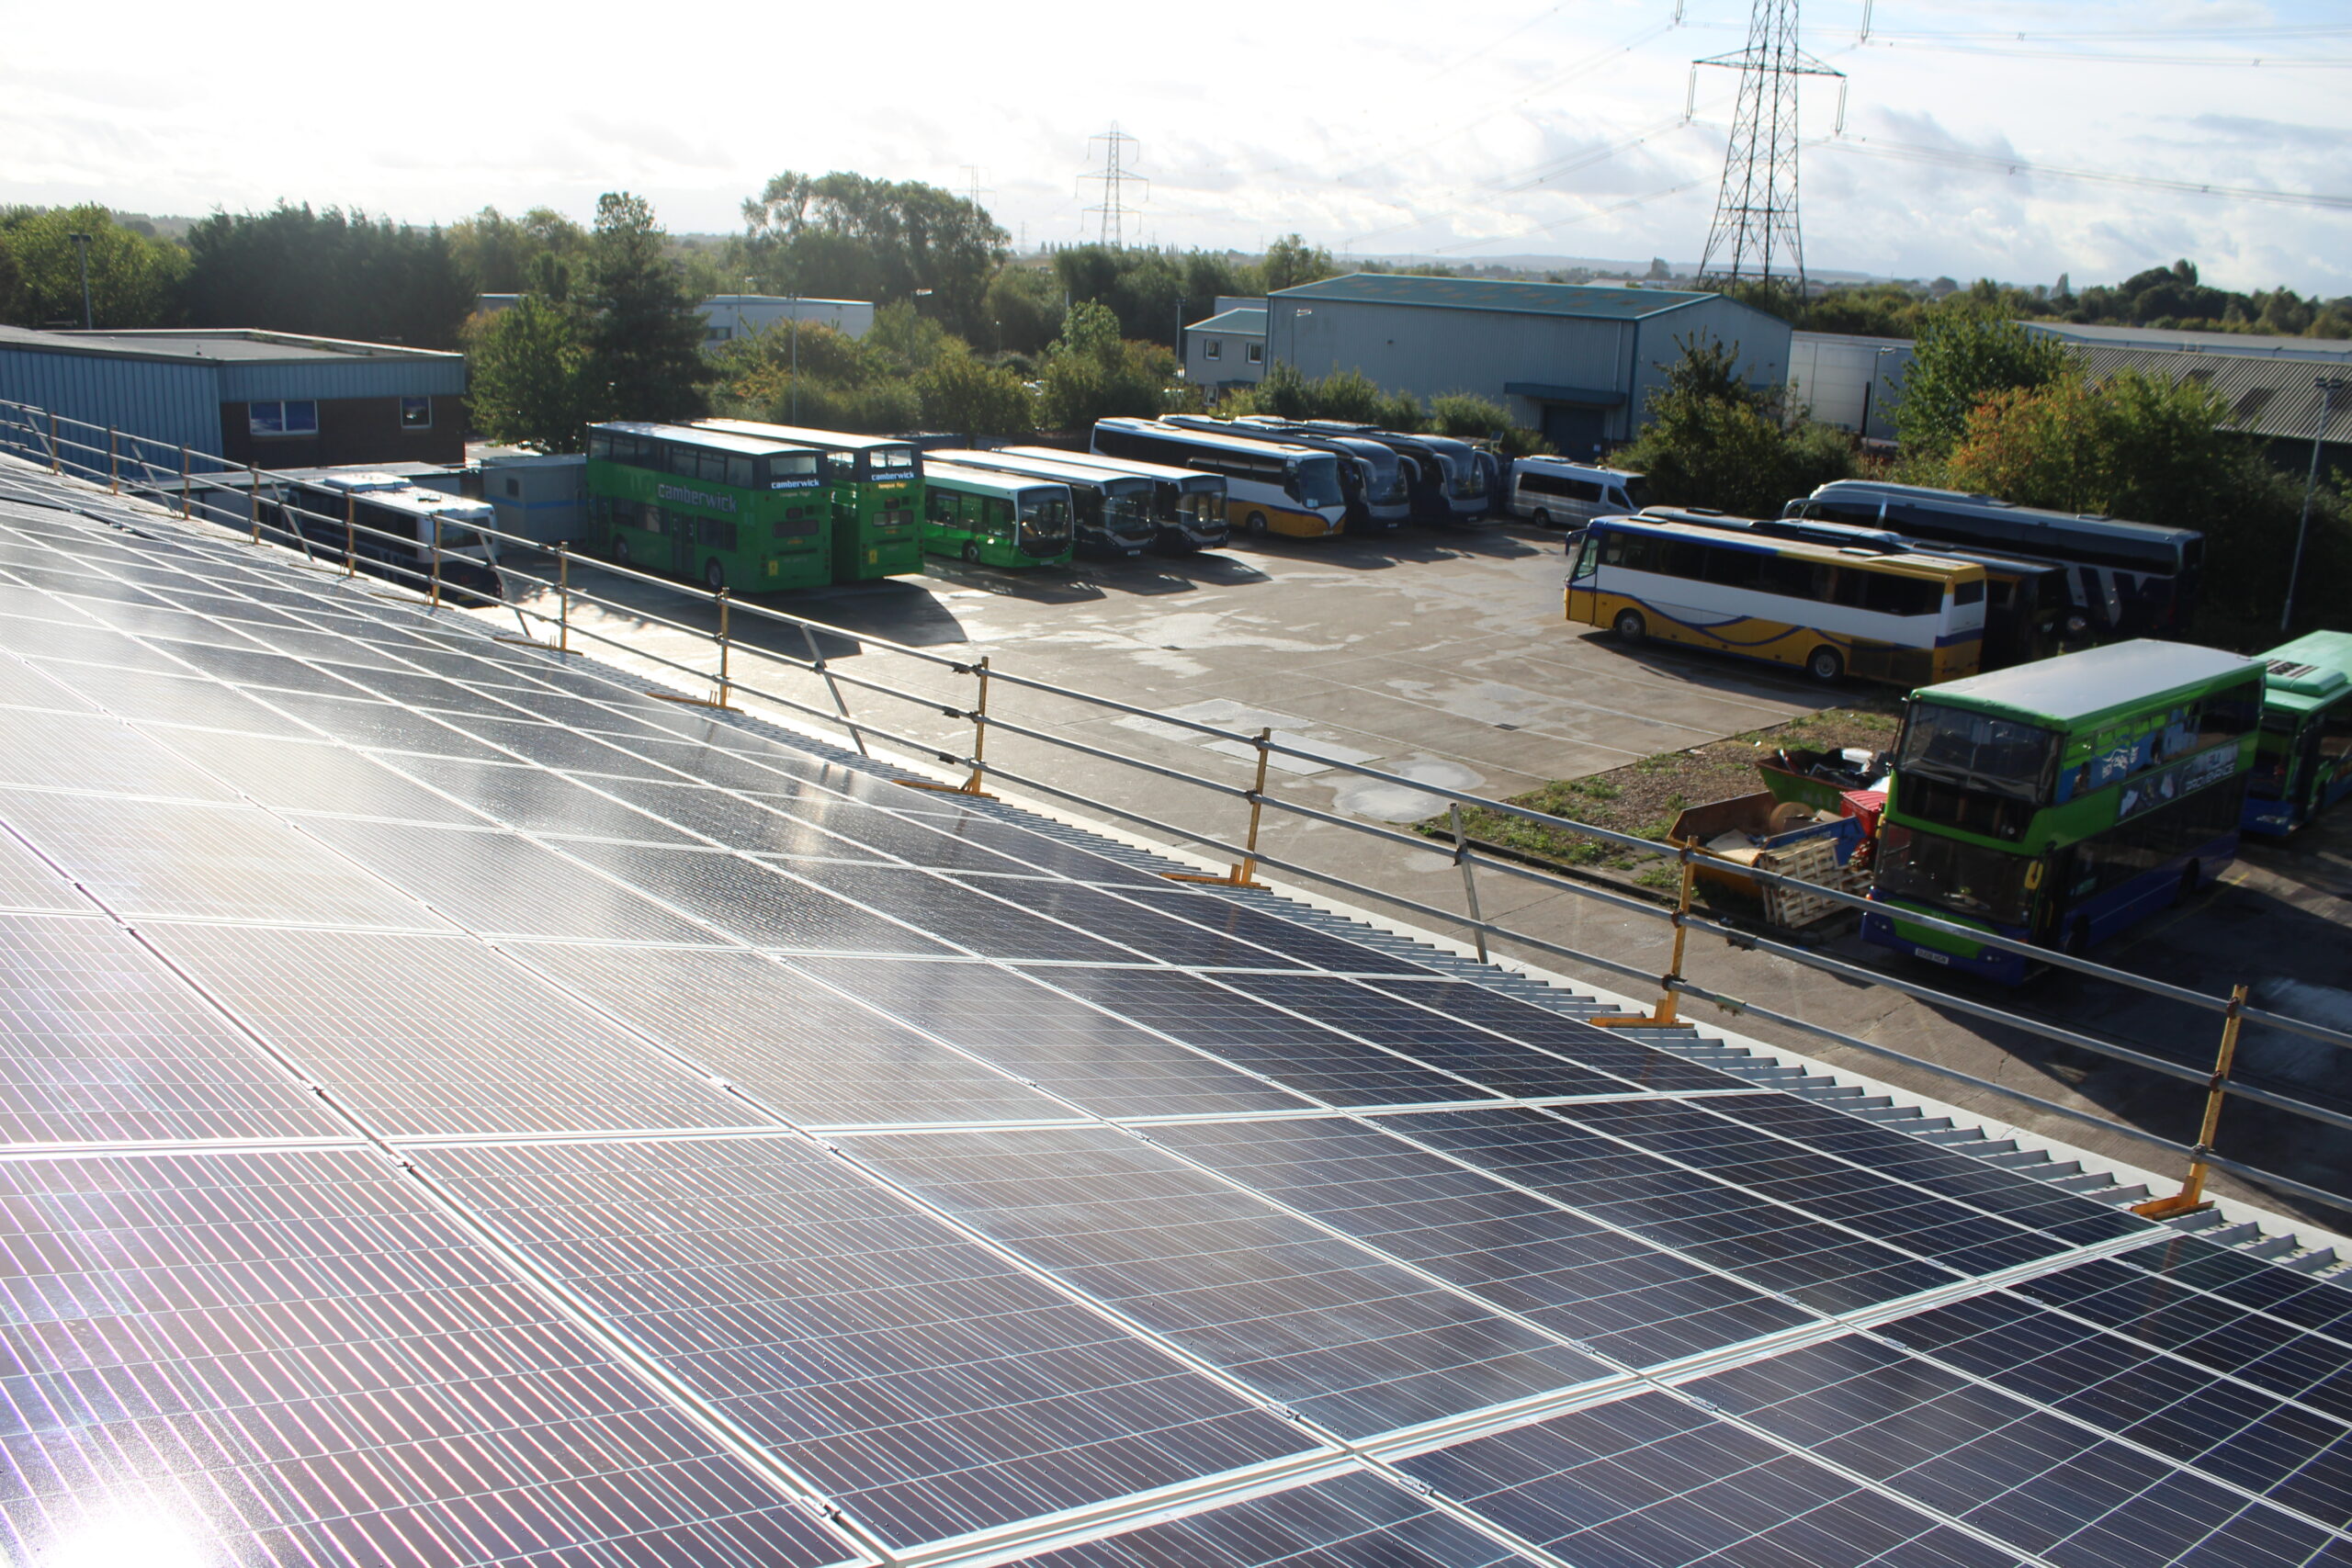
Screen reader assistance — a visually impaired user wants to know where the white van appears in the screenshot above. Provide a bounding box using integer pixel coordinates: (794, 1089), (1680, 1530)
(1510, 458), (1647, 528)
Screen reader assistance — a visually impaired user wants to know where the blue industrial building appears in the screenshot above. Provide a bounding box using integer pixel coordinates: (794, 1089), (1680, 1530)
(0, 327), (467, 468)
(1263, 274), (1792, 458)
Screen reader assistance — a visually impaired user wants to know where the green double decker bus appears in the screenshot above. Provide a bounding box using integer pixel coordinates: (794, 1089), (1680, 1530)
(920, 462), (1074, 569)
(1862, 640), (2263, 983)
(584, 423), (830, 592)
(2242, 629), (2352, 838)
(696, 418), (922, 585)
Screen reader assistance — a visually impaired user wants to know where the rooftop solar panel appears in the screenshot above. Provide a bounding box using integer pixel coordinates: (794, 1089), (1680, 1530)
(788, 956), (1315, 1119)
(0, 788), (449, 930)
(0, 911), (347, 1145)
(1144, 1116), (1815, 1367)
(1690, 1333), (2350, 1567)
(139, 923), (763, 1139)
(417, 1134), (1318, 1548)
(0, 706), (240, 802)
(1394, 1389), (2029, 1568)
(840, 1124), (1615, 1438)
(1015, 1469), (1543, 1567)
(290, 817), (722, 942)
(503, 942), (1069, 1126)
(0, 1145), (858, 1568)
(0, 483), (2336, 1567)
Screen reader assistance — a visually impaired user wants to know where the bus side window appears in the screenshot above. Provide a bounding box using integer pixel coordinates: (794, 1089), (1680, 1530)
(1570, 536), (1599, 581)
(926, 489), (956, 524)
(2322, 700), (2352, 762)
(1865, 575), (1941, 616)
(1953, 579), (1985, 605)
(1702, 547), (1763, 590)
(1757, 556), (1816, 599)
(588, 433), (613, 461)
(726, 457), (754, 490)
(824, 452), (855, 484)
(985, 499), (1012, 537)
(666, 446), (698, 478)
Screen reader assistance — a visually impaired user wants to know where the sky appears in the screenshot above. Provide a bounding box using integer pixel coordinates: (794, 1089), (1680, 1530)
(5, 0), (2348, 294)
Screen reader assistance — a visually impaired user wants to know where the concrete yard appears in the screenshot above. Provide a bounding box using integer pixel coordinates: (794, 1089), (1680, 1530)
(479, 525), (2352, 1230)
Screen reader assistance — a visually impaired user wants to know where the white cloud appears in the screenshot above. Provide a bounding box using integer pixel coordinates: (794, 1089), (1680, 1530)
(5, 0), (2346, 292)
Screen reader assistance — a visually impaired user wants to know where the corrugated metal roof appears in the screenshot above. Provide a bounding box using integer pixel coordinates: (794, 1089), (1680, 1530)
(1270, 273), (1714, 321)
(2030, 321), (2352, 362)
(2065, 344), (2352, 444)
(1187, 308), (1266, 335)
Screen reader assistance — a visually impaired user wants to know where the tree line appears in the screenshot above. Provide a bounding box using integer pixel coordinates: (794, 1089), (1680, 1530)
(1622, 311), (2350, 641)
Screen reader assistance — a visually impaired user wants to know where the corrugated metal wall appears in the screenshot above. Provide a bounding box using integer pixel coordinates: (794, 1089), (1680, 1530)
(1265, 295), (1792, 447)
(0, 348), (222, 456)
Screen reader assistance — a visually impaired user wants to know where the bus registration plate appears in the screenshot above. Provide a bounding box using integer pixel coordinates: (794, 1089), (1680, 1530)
(1915, 947), (1950, 965)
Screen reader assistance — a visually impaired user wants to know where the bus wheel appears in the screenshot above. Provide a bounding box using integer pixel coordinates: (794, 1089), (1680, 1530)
(1245, 512), (1269, 536)
(1532, 509), (1551, 528)
(963, 542), (981, 564)
(1805, 646), (1845, 682)
(703, 558), (726, 592)
(1612, 609), (1645, 642)
(613, 536), (630, 568)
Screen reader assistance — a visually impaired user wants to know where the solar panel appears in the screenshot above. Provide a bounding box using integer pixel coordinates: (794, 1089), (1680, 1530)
(1144, 1116), (1815, 1366)
(0, 910), (347, 1145)
(1355, 977), (1742, 1092)
(1877, 1287), (2352, 1529)
(0, 706), (240, 802)
(555, 839), (958, 953)
(289, 817), (719, 942)
(1115, 885), (1435, 975)
(0, 489), (2335, 1568)
(569, 773), (892, 859)
(1023, 965), (1488, 1108)
(1016, 1469), (1543, 1567)
(788, 956), (1314, 1119)
(840, 1124), (1614, 1438)
(0, 789), (447, 930)
(374, 752), (702, 844)
(504, 942), (1069, 1126)
(1379, 1106), (1961, 1313)
(971, 881), (1322, 970)
(773, 861), (1143, 964)
(1394, 1390), (2028, 1568)
(0, 1145), (857, 1568)
(140, 923), (762, 1139)
(129, 724), (489, 822)
(1689, 1333), (2349, 1566)
(416, 1135), (1317, 1548)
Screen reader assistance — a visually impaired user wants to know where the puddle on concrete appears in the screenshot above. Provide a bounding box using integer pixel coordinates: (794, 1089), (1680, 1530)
(1332, 755), (1485, 822)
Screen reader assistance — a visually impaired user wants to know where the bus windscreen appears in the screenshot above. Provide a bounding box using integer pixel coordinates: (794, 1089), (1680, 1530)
(1897, 704), (2059, 801)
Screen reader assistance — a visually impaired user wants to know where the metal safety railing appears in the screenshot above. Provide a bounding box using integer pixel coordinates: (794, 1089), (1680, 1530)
(6, 396), (2350, 1229)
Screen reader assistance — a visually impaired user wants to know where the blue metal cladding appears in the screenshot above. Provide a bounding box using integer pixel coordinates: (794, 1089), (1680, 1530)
(0, 345), (223, 456)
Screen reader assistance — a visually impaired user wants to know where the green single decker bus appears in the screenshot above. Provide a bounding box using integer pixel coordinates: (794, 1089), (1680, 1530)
(697, 418), (922, 585)
(584, 422), (829, 592)
(1862, 639), (2263, 983)
(920, 462), (1073, 569)
(2241, 629), (2352, 838)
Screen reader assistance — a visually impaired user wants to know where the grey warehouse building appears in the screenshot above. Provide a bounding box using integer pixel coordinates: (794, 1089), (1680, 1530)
(1264, 274), (1792, 458)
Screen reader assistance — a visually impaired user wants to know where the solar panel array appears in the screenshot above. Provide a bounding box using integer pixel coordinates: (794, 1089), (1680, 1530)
(0, 469), (2345, 1568)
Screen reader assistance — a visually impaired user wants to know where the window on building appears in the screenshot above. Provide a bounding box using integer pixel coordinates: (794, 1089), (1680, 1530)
(399, 397), (433, 430)
(247, 401), (319, 437)
(1204, 340), (1223, 360)
(1247, 343), (1263, 365)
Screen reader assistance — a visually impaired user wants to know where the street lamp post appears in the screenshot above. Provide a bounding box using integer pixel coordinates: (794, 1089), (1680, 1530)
(66, 233), (94, 330)
(2283, 375), (2348, 634)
